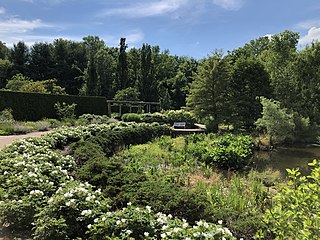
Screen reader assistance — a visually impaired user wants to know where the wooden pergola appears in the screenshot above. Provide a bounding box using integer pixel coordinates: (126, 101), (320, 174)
(106, 100), (160, 116)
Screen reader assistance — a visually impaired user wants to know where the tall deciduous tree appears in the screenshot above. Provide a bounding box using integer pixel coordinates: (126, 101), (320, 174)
(95, 47), (117, 98)
(229, 57), (271, 129)
(187, 52), (230, 131)
(82, 36), (105, 95)
(139, 43), (153, 101)
(117, 38), (128, 90)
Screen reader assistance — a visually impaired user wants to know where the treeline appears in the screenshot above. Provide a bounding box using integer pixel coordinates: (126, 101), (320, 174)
(1, 30), (320, 131)
(187, 30), (320, 132)
(0, 37), (197, 109)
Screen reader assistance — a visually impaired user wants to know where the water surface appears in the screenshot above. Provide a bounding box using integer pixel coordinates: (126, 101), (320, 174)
(252, 145), (320, 176)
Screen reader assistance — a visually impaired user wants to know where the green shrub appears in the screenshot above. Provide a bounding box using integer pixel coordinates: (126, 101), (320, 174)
(188, 134), (254, 170)
(0, 122), (14, 135)
(0, 90), (109, 121)
(121, 113), (141, 122)
(165, 110), (196, 127)
(118, 180), (211, 224)
(78, 114), (110, 125)
(33, 120), (51, 131)
(33, 181), (110, 240)
(88, 204), (235, 240)
(140, 112), (168, 124)
(54, 102), (77, 120)
(12, 123), (33, 134)
(257, 160), (320, 239)
(0, 108), (14, 122)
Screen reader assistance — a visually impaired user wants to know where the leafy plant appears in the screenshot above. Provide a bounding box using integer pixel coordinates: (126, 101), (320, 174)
(257, 160), (320, 239)
(54, 102), (77, 120)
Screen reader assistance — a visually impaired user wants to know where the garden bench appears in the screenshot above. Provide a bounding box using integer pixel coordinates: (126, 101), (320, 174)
(173, 122), (186, 129)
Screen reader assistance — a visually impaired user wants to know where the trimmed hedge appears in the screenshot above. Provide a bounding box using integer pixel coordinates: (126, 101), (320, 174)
(0, 90), (109, 121)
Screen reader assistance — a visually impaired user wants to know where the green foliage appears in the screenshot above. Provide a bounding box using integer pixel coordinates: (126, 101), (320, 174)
(114, 87), (140, 101)
(33, 181), (110, 240)
(54, 101), (77, 120)
(229, 57), (271, 129)
(5, 73), (31, 91)
(0, 90), (109, 121)
(121, 113), (142, 122)
(0, 59), (12, 88)
(118, 180), (211, 224)
(77, 113), (110, 125)
(88, 205), (235, 240)
(255, 97), (315, 145)
(187, 52), (230, 131)
(204, 174), (269, 239)
(258, 160), (320, 239)
(188, 134), (254, 170)
(0, 108), (14, 122)
(165, 109), (196, 127)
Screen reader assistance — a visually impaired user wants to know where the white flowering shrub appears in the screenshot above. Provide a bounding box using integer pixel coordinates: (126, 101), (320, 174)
(0, 150), (75, 230)
(0, 122), (170, 236)
(33, 181), (110, 240)
(88, 204), (235, 240)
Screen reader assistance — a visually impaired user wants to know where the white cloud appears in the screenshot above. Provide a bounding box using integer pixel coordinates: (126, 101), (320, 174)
(299, 27), (320, 45)
(212, 0), (244, 11)
(0, 18), (53, 34)
(99, 0), (188, 18)
(0, 7), (5, 15)
(2, 34), (82, 47)
(296, 19), (320, 30)
(21, 0), (66, 5)
(103, 30), (144, 47)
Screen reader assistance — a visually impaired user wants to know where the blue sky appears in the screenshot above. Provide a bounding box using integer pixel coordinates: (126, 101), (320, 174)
(0, 0), (320, 58)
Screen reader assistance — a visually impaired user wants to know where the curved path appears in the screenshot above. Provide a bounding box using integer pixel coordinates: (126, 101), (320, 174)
(0, 130), (51, 150)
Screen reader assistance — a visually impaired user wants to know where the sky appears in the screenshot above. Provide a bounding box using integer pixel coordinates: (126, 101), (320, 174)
(1, 0), (320, 58)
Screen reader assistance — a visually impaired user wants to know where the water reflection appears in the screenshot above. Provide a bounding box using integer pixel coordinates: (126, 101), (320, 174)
(252, 146), (320, 176)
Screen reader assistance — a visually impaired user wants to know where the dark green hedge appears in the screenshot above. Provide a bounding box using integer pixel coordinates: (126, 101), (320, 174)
(0, 90), (109, 121)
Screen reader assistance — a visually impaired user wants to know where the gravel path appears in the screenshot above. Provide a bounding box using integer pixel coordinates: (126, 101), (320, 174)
(0, 130), (51, 150)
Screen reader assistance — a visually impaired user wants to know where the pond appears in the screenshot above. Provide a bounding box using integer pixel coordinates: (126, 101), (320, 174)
(252, 145), (320, 177)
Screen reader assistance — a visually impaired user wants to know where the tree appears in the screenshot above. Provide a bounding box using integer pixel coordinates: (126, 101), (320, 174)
(139, 43), (153, 101)
(229, 57), (271, 129)
(0, 41), (10, 60)
(29, 42), (55, 80)
(259, 30), (300, 108)
(95, 47), (117, 98)
(128, 47), (141, 88)
(292, 42), (320, 123)
(5, 73), (32, 91)
(186, 52), (230, 131)
(116, 38), (128, 90)
(10, 41), (29, 76)
(255, 97), (295, 145)
(82, 36), (105, 95)
(113, 87), (140, 101)
(0, 59), (13, 88)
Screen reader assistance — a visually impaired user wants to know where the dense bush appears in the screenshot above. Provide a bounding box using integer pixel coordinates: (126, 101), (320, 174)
(0, 121), (237, 239)
(188, 133), (254, 170)
(88, 205), (235, 240)
(118, 180), (211, 224)
(78, 113), (110, 125)
(140, 112), (168, 124)
(121, 113), (142, 122)
(33, 181), (110, 240)
(166, 110), (196, 127)
(0, 90), (109, 121)
(257, 160), (320, 239)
